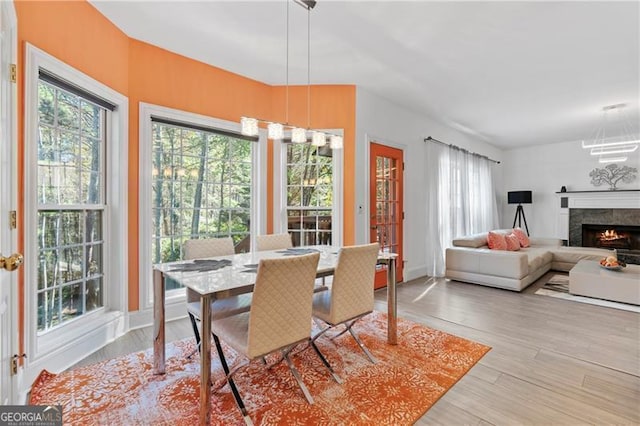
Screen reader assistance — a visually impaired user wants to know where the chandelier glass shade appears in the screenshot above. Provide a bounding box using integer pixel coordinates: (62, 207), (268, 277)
(267, 122), (284, 140)
(239, 0), (343, 149)
(582, 104), (638, 163)
(291, 127), (307, 143)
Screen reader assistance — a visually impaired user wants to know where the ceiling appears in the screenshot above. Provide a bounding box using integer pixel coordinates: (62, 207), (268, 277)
(90, 1), (639, 150)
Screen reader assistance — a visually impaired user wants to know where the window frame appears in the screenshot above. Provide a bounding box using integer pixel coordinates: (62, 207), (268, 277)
(24, 44), (128, 367)
(138, 103), (267, 313)
(273, 131), (343, 247)
(35, 83), (108, 333)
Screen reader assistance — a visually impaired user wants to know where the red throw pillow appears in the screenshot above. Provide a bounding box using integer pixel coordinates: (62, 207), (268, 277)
(487, 231), (507, 250)
(505, 233), (521, 251)
(512, 227), (530, 248)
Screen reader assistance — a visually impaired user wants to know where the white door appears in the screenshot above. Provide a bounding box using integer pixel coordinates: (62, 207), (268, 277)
(0, 0), (18, 405)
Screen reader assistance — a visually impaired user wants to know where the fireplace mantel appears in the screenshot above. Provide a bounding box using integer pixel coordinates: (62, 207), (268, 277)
(561, 190), (640, 209)
(555, 190), (640, 239)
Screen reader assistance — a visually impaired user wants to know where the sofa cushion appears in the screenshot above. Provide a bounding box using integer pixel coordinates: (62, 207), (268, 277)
(550, 247), (615, 264)
(452, 232), (489, 248)
(505, 233), (520, 251)
(529, 237), (563, 247)
(513, 227), (530, 248)
(487, 231), (507, 250)
(522, 247), (553, 271)
(452, 229), (516, 248)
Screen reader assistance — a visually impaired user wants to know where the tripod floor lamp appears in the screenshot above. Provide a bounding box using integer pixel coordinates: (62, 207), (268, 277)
(508, 191), (532, 236)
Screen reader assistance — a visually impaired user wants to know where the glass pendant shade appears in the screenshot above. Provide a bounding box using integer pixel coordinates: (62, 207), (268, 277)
(267, 122), (284, 140)
(590, 145), (638, 156)
(599, 156), (628, 163)
(240, 117), (259, 137)
(329, 135), (343, 149)
(311, 131), (326, 146)
(292, 127), (307, 143)
(241, 4), (345, 150)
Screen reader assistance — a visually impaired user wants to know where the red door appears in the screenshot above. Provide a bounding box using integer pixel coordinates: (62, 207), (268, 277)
(369, 143), (404, 289)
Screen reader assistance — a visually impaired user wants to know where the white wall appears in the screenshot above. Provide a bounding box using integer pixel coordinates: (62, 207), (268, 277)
(355, 87), (504, 281)
(502, 141), (640, 238)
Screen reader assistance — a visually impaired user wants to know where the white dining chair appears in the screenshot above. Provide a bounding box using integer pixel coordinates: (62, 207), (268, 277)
(211, 252), (320, 424)
(255, 233), (293, 251)
(183, 237), (252, 357)
(310, 242), (380, 380)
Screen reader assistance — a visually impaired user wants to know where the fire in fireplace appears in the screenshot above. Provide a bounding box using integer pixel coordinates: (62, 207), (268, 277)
(582, 224), (640, 251)
(598, 229), (631, 248)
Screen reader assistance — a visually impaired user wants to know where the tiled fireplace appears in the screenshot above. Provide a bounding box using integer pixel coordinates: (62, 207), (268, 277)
(569, 207), (640, 264)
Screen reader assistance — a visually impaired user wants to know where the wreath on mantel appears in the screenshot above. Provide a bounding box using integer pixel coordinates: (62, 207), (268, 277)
(589, 164), (638, 190)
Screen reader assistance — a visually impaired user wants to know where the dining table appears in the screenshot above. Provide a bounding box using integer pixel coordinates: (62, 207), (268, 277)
(152, 245), (398, 425)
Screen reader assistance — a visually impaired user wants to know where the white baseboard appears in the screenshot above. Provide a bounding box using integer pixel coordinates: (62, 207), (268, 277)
(128, 301), (189, 331)
(21, 311), (126, 395)
(405, 265), (429, 282)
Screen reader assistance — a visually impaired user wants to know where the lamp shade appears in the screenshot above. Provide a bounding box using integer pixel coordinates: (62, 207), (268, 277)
(507, 191), (532, 204)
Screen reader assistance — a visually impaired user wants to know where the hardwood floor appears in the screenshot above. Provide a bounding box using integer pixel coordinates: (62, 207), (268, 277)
(73, 272), (640, 424)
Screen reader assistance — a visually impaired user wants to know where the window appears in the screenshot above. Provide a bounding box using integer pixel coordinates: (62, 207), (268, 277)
(139, 104), (266, 311)
(36, 80), (106, 331)
(275, 134), (343, 247)
(25, 44), (128, 372)
(286, 144), (333, 246)
(151, 120), (253, 269)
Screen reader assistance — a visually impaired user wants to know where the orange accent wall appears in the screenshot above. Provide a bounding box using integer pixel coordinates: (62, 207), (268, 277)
(15, 1), (356, 331)
(270, 85), (356, 246)
(15, 0), (130, 356)
(127, 40), (275, 310)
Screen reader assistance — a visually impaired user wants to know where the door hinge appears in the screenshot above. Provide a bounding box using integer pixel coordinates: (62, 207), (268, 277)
(9, 211), (16, 230)
(402, 211), (405, 220)
(9, 64), (16, 83)
(402, 162), (405, 171)
(11, 354), (26, 376)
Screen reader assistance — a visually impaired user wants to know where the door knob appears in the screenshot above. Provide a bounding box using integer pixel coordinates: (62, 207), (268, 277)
(0, 253), (23, 271)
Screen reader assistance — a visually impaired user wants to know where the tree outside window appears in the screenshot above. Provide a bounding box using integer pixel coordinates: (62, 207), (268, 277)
(151, 122), (252, 289)
(286, 144), (333, 246)
(37, 81), (105, 332)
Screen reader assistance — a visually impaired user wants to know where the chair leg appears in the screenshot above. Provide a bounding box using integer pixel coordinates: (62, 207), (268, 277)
(186, 341), (201, 360)
(188, 312), (201, 350)
(212, 334), (252, 425)
(283, 350), (314, 404)
(330, 324), (349, 340)
(310, 340), (343, 384)
(346, 323), (377, 364)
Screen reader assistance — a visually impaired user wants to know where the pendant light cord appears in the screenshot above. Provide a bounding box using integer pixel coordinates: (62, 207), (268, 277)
(307, 5), (311, 130)
(286, 0), (290, 125)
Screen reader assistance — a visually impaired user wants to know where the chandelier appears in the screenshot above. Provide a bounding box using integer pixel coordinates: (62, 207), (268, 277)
(582, 103), (639, 163)
(240, 0), (343, 149)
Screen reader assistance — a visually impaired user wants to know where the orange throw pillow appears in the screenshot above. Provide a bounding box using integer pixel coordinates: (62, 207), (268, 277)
(487, 231), (507, 250)
(512, 227), (530, 248)
(505, 233), (521, 251)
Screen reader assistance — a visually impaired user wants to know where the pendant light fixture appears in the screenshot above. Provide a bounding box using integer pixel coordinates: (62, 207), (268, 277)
(240, 0), (343, 149)
(581, 103), (639, 163)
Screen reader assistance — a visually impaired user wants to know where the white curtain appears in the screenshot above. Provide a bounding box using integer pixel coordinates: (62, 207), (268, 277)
(425, 143), (499, 277)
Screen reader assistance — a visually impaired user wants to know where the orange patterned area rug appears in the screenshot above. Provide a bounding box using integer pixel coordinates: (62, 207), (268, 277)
(30, 312), (490, 425)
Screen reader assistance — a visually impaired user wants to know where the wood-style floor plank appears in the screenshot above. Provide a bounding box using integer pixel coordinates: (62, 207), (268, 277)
(71, 272), (640, 424)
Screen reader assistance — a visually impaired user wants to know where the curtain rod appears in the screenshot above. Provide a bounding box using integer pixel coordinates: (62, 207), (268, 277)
(424, 136), (501, 164)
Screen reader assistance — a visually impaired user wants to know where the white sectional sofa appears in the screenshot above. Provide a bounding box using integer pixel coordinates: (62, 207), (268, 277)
(445, 230), (615, 291)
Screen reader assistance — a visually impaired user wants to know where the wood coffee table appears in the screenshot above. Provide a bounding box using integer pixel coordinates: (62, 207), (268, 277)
(569, 259), (640, 305)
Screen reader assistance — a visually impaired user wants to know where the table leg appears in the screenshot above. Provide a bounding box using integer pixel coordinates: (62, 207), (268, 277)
(200, 294), (212, 424)
(386, 257), (397, 345)
(153, 269), (166, 374)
